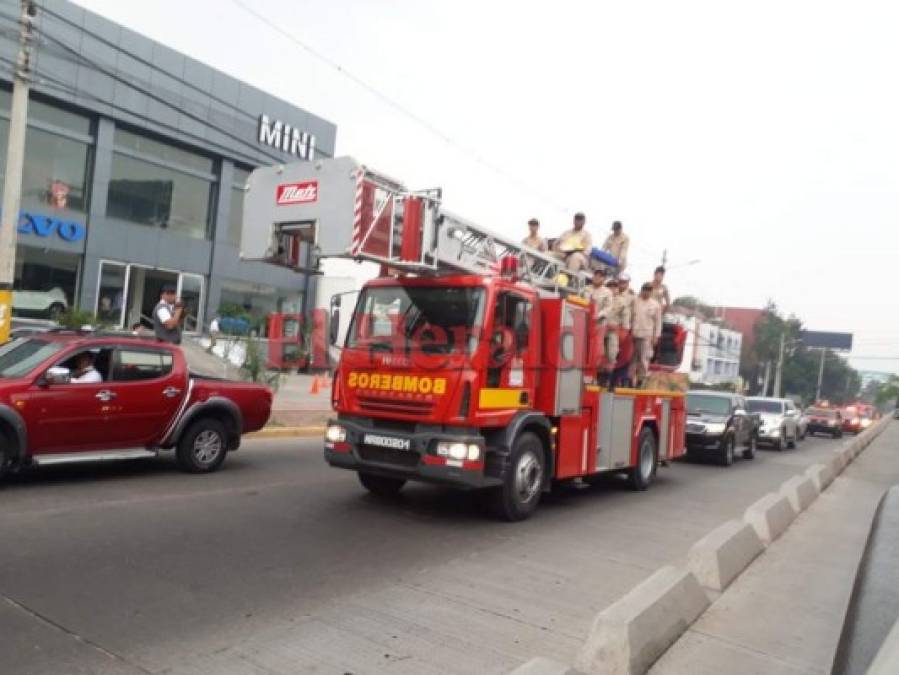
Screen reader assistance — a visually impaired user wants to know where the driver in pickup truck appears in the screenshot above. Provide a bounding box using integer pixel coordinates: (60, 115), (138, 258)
(553, 212), (592, 272)
(71, 352), (102, 384)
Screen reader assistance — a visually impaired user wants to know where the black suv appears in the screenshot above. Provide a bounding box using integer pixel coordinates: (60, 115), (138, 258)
(685, 391), (759, 466)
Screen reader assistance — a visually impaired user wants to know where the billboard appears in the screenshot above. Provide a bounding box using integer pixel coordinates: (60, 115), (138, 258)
(799, 330), (853, 351)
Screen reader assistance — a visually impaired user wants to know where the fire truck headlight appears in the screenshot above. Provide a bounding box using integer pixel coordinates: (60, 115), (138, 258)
(437, 441), (480, 461)
(861, 418), (872, 428)
(704, 422), (726, 434)
(325, 424), (347, 444)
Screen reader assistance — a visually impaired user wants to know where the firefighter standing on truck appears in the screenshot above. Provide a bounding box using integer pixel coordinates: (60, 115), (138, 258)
(631, 282), (662, 387)
(522, 217), (548, 252)
(602, 221), (630, 271)
(553, 212), (592, 272)
(587, 268), (613, 319)
(605, 276), (631, 385)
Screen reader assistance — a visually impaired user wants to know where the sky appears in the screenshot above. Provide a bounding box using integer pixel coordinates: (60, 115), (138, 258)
(73, 0), (899, 373)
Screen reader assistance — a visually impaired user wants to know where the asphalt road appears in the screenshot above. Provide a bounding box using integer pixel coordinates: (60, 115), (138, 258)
(0, 432), (853, 674)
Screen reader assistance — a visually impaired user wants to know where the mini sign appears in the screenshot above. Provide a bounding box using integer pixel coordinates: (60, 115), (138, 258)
(276, 181), (318, 206)
(17, 211), (86, 242)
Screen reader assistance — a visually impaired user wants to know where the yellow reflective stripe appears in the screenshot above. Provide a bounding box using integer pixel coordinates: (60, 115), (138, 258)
(479, 388), (528, 409)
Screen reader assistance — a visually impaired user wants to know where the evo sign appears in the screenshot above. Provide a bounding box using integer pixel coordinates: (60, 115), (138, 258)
(17, 211), (86, 242)
(257, 114), (316, 160)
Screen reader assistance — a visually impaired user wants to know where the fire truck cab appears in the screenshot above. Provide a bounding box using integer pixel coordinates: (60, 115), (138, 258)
(241, 157), (687, 520)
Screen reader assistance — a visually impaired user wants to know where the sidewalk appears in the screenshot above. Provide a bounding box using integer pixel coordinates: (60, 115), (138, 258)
(651, 421), (899, 675)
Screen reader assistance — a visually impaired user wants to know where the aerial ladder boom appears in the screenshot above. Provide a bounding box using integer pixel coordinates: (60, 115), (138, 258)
(240, 156), (591, 294)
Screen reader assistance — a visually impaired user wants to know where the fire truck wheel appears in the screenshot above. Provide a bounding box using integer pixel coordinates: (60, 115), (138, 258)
(628, 428), (658, 490)
(488, 432), (545, 521)
(358, 472), (406, 498)
(176, 418), (228, 473)
(719, 435), (735, 467)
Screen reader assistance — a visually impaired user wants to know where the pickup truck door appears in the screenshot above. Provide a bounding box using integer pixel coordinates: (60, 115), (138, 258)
(24, 347), (116, 452)
(102, 346), (185, 447)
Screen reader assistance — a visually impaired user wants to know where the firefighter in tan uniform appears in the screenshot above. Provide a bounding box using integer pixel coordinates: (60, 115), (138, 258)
(631, 282), (663, 387)
(605, 277), (631, 384)
(553, 212), (592, 272)
(602, 221), (630, 271)
(587, 268), (613, 319)
(522, 218), (548, 252)
(650, 265), (671, 313)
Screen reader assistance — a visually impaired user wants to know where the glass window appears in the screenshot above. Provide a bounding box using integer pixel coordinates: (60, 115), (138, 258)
(219, 280), (304, 337)
(114, 128), (213, 174)
(747, 399), (785, 414)
(113, 349), (174, 382)
(227, 167), (250, 245)
(97, 262), (127, 327)
(686, 394), (731, 416)
(13, 246), (81, 319)
(0, 119), (92, 213)
(0, 338), (65, 378)
(107, 153), (212, 239)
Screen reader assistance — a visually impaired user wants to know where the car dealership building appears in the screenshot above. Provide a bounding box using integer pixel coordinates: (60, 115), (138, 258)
(0, 0), (336, 333)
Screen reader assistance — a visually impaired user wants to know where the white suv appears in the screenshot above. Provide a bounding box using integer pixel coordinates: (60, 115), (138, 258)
(13, 287), (68, 319)
(746, 397), (802, 450)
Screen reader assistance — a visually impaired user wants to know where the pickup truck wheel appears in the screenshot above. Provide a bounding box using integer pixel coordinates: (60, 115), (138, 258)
(719, 435), (735, 466)
(628, 427), (658, 490)
(776, 432), (786, 451)
(487, 431), (544, 521)
(176, 419), (228, 473)
(358, 472), (406, 497)
(0, 442), (9, 481)
(787, 430), (797, 449)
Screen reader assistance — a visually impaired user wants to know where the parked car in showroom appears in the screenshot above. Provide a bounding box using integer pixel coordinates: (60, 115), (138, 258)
(685, 390), (758, 466)
(12, 287), (68, 319)
(805, 407), (843, 438)
(746, 397), (802, 450)
(0, 331), (272, 481)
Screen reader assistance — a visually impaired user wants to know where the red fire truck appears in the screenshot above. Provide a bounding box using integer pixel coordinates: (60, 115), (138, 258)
(241, 157), (687, 520)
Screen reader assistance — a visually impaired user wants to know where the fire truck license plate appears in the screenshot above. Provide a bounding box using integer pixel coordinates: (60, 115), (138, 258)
(363, 434), (412, 451)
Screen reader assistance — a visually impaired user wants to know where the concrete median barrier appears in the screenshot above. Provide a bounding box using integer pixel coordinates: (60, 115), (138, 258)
(805, 463), (835, 492)
(780, 474), (818, 513)
(575, 566), (709, 675)
(687, 519), (764, 592)
(511, 657), (583, 675)
(744, 492), (797, 545)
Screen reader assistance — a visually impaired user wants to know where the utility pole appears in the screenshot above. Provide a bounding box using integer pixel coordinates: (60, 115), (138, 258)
(773, 331), (786, 398)
(761, 360), (771, 397)
(0, 0), (36, 343)
(661, 248), (668, 267)
(815, 348), (826, 402)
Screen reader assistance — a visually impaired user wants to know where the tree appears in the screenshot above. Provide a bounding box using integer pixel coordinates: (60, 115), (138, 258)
(672, 295), (715, 319)
(875, 375), (899, 408)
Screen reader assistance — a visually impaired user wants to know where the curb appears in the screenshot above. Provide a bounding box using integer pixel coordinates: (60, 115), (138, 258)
(246, 426), (325, 439)
(513, 416), (892, 674)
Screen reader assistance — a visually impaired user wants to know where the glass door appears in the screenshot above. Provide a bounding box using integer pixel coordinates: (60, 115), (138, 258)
(96, 261), (129, 328)
(178, 273), (204, 333)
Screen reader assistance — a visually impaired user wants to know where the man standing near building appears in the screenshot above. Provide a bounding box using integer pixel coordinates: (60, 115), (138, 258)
(153, 284), (185, 345)
(522, 218), (548, 252)
(650, 265), (671, 313)
(631, 282), (663, 387)
(602, 221), (630, 271)
(553, 212), (592, 272)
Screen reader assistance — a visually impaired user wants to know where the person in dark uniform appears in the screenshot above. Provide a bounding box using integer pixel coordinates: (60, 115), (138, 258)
(153, 284), (184, 345)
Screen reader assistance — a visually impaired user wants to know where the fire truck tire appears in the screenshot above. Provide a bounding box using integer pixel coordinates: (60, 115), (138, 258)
(488, 432), (545, 521)
(358, 472), (406, 497)
(176, 418), (228, 473)
(628, 427), (658, 490)
(718, 435), (735, 467)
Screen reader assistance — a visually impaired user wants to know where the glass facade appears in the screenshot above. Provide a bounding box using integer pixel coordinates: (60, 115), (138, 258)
(228, 167), (250, 246)
(13, 245), (81, 319)
(0, 90), (93, 213)
(219, 279), (303, 337)
(106, 128), (214, 240)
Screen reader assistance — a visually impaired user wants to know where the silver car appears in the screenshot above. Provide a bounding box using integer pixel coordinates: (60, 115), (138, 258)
(746, 397), (802, 450)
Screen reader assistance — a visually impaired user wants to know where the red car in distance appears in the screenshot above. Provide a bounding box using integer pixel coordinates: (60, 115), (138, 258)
(840, 406), (862, 435)
(0, 331), (272, 480)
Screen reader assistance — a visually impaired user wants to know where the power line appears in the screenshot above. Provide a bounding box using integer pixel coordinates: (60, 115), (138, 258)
(226, 0), (572, 215)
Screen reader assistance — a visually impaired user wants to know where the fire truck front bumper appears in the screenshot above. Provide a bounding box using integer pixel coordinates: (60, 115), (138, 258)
(323, 417), (504, 489)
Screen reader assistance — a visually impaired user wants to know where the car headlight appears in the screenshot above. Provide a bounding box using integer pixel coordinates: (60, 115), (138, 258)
(827, 419), (836, 426)
(705, 422), (726, 434)
(435, 441), (481, 461)
(325, 424), (347, 444)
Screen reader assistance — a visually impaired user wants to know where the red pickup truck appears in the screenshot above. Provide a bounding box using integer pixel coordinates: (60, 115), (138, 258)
(0, 332), (272, 480)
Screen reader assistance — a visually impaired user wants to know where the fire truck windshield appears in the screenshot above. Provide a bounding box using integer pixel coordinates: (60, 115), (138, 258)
(347, 286), (485, 354)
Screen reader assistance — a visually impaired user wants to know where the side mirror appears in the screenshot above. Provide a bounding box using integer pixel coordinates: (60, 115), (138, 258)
(45, 366), (71, 385)
(329, 296), (340, 346)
